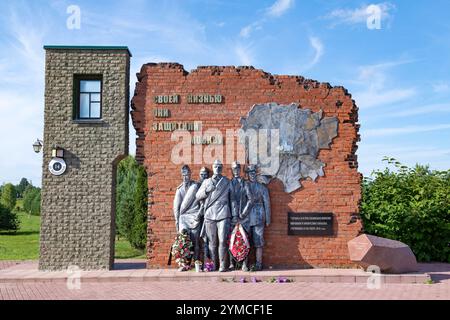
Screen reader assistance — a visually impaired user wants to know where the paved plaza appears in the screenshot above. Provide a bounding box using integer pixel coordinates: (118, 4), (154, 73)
(0, 260), (448, 300)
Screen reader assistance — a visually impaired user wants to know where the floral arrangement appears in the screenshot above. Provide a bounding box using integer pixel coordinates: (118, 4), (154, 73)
(171, 231), (194, 269)
(267, 276), (293, 283)
(204, 260), (215, 272)
(229, 223), (250, 262)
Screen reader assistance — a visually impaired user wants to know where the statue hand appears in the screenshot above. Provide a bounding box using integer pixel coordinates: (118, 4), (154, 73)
(205, 181), (216, 193)
(266, 222), (270, 227)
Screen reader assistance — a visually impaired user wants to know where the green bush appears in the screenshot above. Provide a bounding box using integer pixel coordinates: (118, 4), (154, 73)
(361, 157), (450, 262)
(0, 202), (19, 231)
(0, 183), (17, 212)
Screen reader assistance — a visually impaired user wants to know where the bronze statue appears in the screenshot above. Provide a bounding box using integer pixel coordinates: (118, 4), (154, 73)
(173, 165), (202, 270)
(197, 167), (210, 264)
(240, 164), (271, 271)
(229, 161), (247, 270)
(195, 159), (234, 272)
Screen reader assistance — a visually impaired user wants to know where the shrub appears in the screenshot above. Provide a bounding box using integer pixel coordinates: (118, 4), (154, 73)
(361, 158), (450, 262)
(0, 183), (17, 212)
(0, 202), (19, 231)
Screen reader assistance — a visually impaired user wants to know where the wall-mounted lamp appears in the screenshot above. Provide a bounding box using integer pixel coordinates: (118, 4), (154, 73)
(33, 139), (43, 153)
(51, 145), (64, 158)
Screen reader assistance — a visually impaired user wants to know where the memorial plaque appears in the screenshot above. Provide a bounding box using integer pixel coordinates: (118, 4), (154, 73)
(288, 212), (334, 236)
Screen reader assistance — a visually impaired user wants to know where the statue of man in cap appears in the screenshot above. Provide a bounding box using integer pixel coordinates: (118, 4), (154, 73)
(196, 159), (234, 272)
(173, 165), (203, 269)
(240, 164), (271, 271)
(196, 167), (211, 262)
(228, 161), (247, 270)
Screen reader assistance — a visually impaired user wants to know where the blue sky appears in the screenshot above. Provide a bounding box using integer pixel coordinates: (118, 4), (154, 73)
(0, 0), (449, 186)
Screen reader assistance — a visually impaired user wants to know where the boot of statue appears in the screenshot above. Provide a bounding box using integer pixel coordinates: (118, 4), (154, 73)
(255, 247), (263, 271)
(242, 258), (249, 272)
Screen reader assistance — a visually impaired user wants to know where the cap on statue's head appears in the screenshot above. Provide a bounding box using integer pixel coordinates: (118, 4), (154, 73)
(181, 165), (191, 173)
(231, 161), (240, 168)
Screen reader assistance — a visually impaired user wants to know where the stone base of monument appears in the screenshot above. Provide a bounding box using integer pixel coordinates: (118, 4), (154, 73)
(0, 260), (432, 284)
(348, 234), (419, 274)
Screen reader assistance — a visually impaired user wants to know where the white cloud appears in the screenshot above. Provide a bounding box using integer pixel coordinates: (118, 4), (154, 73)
(389, 103), (450, 117)
(235, 44), (253, 65)
(363, 124), (450, 137)
(325, 2), (395, 27)
(308, 36), (324, 67)
(356, 88), (416, 109)
(239, 0), (294, 39)
(240, 25), (253, 38)
(432, 82), (450, 93)
(353, 60), (417, 108)
(267, 0), (295, 17)
(358, 144), (450, 176)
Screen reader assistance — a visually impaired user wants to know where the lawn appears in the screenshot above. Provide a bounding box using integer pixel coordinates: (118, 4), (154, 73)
(0, 210), (145, 260)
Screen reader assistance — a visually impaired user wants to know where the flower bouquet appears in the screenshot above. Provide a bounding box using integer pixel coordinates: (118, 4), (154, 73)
(229, 223), (250, 262)
(204, 260), (215, 272)
(171, 231), (194, 271)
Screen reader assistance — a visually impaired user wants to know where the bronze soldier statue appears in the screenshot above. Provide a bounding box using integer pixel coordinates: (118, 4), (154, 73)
(240, 164), (271, 271)
(229, 161), (247, 270)
(196, 159), (234, 272)
(173, 165), (202, 270)
(196, 167), (210, 264)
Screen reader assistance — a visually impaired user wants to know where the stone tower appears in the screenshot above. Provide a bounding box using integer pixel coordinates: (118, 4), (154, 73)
(39, 46), (131, 270)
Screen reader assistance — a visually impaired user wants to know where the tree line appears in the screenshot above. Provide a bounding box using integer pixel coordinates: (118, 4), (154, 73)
(0, 178), (41, 231)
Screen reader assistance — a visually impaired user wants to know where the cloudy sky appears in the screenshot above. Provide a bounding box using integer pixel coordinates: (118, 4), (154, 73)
(0, 0), (449, 186)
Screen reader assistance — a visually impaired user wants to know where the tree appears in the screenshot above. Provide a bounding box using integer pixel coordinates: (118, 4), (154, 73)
(23, 186), (40, 215)
(115, 156), (148, 250)
(16, 178), (30, 198)
(130, 165), (148, 249)
(0, 183), (17, 212)
(361, 157), (450, 263)
(0, 202), (19, 231)
(116, 156), (138, 239)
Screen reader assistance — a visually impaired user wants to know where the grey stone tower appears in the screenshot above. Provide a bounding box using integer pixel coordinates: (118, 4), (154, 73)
(40, 46), (131, 270)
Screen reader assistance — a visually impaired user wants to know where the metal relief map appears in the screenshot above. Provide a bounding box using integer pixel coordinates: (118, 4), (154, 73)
(239, 103), (338, 193)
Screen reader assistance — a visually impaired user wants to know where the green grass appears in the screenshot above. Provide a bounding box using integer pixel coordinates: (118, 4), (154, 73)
(0, 212), (40, 260)
(114, 237), (146, 259)
(0, 208), (145, 260)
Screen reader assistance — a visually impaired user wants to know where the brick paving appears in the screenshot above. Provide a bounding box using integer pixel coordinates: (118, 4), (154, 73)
(0, 260), (448, 300)
(0, 280), (448, 300)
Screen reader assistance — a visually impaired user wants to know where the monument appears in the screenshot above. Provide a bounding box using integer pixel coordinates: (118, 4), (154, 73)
(38, 43), (364, 271)
(132, 63), (363, 269)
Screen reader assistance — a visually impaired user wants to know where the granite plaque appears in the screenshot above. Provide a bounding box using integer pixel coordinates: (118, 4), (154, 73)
(288, 212), (334, 236)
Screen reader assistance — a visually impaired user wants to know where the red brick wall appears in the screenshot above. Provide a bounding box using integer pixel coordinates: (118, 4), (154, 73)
(131, 63), (363, 269)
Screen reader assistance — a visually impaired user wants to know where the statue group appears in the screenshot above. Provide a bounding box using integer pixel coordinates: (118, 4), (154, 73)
(173, 160), (271, 272)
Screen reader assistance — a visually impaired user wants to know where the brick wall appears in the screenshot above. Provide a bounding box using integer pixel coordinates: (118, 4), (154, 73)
(132, 63), (363, 269)
(40, 48), (130, 270)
